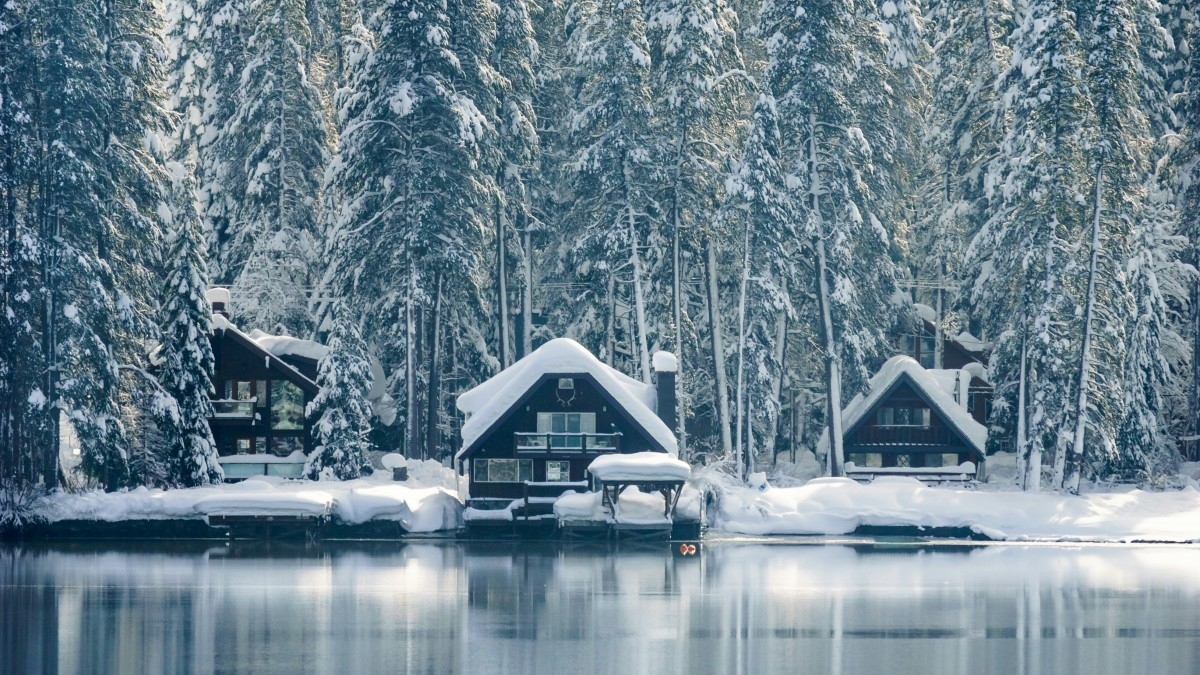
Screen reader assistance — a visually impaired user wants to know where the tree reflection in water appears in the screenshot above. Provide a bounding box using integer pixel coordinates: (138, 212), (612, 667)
(2, 540), (1200, 674)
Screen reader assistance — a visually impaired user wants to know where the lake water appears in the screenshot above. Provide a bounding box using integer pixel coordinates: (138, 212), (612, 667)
(2, 538), (1199, 674)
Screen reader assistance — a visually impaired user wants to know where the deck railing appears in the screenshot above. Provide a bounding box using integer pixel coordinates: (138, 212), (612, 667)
(209, 399), (257, 420)
(514, 432), (621, 455)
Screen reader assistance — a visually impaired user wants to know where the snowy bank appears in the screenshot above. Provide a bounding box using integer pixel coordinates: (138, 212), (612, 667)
(713, 477), (1200, 542)
(35, 459), (463, 533)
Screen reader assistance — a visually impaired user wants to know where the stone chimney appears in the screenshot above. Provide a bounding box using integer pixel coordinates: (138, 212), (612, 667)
(652, 351), (678, 437)
(206, 287), (232, 319)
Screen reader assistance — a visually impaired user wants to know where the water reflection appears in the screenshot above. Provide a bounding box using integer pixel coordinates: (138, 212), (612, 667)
(2, 540), (1199, 674)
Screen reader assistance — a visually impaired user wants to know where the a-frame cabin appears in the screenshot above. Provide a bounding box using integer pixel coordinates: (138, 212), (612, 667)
(455, 339), (678, 519)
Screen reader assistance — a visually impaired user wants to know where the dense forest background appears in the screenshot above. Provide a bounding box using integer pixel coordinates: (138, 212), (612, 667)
(1, 0), (1198, 493)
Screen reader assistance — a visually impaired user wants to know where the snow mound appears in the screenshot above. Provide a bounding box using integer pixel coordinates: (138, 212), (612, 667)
(456, 338), (676, 457)
(588, 452), (691, 482)
(711, 478), (1200, 542)
(35, 464), (464, 532)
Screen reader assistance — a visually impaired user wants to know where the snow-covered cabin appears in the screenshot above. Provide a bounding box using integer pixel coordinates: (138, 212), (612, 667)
(820, 356), (988, 480)
(206, 289), (327, 479)
(455, 338), (678, 517)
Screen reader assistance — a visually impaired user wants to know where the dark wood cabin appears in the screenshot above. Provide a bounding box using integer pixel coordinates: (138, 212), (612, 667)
(456, 340), (677, 518)
(837, 357), (988, 480)
(208, 315), (320, 479)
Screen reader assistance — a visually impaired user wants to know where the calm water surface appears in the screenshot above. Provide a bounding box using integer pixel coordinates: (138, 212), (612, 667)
(2, 538), (1199, 674)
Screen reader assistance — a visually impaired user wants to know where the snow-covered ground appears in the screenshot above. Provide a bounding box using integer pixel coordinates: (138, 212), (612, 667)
(711, 475), (1200, 542)
(35, 459), (462, 533)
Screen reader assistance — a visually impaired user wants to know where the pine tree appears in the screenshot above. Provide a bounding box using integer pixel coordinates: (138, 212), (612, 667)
(305, 312), (373, 480)
(1177, 11), (1200, 463)
(222, 0), (330, 335)
(324, 0), (496, 458)
(971, 0), (1092, 492)
(158, 162), (223, 487)
(559, 0), (661, 383)
(761, 0), (911, 476)
(646, 0), (745, 459)
(725, 94), (797, 479)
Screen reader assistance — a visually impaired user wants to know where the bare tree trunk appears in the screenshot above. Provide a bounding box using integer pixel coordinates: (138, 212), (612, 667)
(1066, 167), (1104, 494)
(809, 118), (843, 477)
(425, 273), (443, 459)
(734, 219), (751, 481)
(628, 204), (652, 384)
(405, 273), (419, 459)
(496, 192), (511, 368)
(672, 189), (686, 459)
(704, 236), (733, 458)
(766, 276), (788, 460)
(521, 219), (533, 358)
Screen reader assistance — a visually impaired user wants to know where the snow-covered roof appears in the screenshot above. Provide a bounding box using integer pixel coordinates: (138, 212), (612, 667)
(819, 356), (987, 456)
(913, 303), (937, 324)
(456, 338), (676, 458)
(246, 329), (329, 362)
(652, 351), (678, 374)
(588, 452), (690, 482)
(209, 314), (318, 391)
(954, 331), (989, 353)
(927, 369), (970, 409)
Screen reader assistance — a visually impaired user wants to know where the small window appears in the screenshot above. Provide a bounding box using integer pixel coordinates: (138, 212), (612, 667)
(876, 407), (930, 428)
(546, 461), (570, 482)
(941, 453), (960, 467)
(558, 378), (574, 390)
(236, 438), (251, 455)
(235, 381), (252, 400)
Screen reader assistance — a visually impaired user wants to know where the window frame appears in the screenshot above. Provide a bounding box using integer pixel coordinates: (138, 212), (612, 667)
(473, 459), (534, 483)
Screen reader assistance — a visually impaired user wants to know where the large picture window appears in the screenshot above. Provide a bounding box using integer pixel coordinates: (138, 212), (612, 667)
(271, 380), (306, 431)
(474, 459), (534, 483)
(535, 412), (595, 449)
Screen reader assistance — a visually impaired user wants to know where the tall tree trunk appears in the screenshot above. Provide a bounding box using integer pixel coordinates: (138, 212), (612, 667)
(704, 236), (733, 458)
(496, 191), (511, 368)
(809, 119), (843, 477)
(1066, 166), (1104, 494)
(425, 273), (443, 459)
(672, 187), (686, 459)
(405, 273), (419, 459)
(1018, 331), (1039, 492)
(734, 219), (751, 481)
(627, 204), (651, 384)
(521, 217), (533, 358)
(766, 276), (788, 461)
(604, 275), (615, 367)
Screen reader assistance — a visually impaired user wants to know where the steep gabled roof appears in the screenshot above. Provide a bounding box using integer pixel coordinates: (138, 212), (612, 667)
(456, 338), (677, 459)
(819, 356), (987, 456)
(211, 314), (319, 395)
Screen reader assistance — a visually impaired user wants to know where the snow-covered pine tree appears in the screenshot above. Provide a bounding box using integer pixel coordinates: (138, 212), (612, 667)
(223, 0), (331, 335)
(725, 93), (797, 480)
(165, 0), (208, 162)
(491, 0), (540, 369)
(0, 0), (52, 485)
(324, 0), (495, 459)
(1062, 0), (1166, 492)
(646, 0), (745, 459)
(305, 311), (373, 480)
(158, 162), (223, 487)
(918, 0), (1010, 360)
(195, 0), (248, 279)
(1177, 10), (1200, 462)
(761, 0), (910, 476)
(1114, 178), (1187, 481)
(970, 0), (1092, 492)
(10, 0), (179, 490)
(559, 0), (661, 383)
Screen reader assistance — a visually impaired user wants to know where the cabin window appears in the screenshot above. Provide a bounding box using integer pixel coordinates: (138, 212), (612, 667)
(271, 380), (305, 431)
(536, 412), (596, 449)
(941, 453), (960, 467)
(919, 335), (936, 368)
(234, 381), (253, 400)
(558, 378), (575, 390)
(236, 438), (251, 455)
(876, 407), (930, 428)
(847, 453), (883, 468)
(474, 459), (534, 483)
(546, 460), (570, 481)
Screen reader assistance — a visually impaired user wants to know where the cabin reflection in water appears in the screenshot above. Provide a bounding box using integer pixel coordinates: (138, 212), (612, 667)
(3, 543), (1200, 675)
